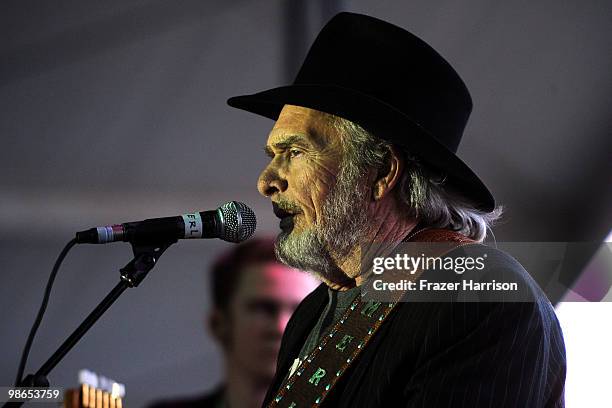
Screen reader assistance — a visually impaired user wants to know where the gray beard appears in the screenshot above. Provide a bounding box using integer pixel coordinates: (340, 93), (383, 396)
(274, 167), (370, 283)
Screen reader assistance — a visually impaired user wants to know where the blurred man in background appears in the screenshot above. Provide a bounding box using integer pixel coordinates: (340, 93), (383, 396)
(151, 237), (319, 408)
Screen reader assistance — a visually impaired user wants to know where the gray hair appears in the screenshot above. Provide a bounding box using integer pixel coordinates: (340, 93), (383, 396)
(330, 116), (502, 242)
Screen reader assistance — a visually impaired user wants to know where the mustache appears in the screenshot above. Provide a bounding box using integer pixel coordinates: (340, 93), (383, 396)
(272, 199), (302, 218)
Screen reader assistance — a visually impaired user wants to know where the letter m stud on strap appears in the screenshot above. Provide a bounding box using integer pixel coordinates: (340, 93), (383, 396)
(360, 301), (382, 318)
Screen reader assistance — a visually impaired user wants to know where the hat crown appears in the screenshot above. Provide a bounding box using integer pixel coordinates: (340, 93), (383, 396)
(293, 12), (472, 153)
(226, 12), (494, 211)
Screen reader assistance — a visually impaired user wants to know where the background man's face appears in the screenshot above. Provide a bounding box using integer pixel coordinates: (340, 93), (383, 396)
(222, 262), (319, 379)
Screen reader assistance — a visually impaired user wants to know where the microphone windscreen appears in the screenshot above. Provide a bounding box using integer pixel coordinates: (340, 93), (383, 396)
(218, 201), (257, 243)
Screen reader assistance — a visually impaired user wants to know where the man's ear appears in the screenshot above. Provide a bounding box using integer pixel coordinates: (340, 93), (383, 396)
(208, 308), (231, 346)
(373, 146), (403, 200)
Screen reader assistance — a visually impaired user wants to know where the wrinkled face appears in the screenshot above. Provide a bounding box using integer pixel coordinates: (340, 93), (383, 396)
(257, 105), (372, 282)
(224, 262), (319, 379)
(258, 105), (343, 235)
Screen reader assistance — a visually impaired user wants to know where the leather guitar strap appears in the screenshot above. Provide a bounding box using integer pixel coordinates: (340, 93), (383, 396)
(267, 229), (475, 408)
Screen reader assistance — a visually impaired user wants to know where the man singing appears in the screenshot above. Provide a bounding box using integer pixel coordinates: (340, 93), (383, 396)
(228, 12), (566, 407)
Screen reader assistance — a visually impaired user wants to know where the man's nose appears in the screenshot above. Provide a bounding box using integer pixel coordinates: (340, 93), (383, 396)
(257, 165), (288, 197)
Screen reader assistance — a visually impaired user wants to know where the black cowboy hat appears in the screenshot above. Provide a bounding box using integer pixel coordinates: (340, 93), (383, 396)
(228, 12), (495, 212)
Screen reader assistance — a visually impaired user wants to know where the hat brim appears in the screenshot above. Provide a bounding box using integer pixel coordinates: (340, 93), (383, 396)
(228, 84), (494, 212)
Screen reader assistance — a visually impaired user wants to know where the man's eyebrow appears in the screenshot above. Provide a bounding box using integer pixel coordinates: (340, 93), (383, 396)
(264, 145), (274, 158)
(263, 134), (312, 157)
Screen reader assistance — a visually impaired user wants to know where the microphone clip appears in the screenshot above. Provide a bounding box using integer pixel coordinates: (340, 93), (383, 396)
(120, 240), (175, 287)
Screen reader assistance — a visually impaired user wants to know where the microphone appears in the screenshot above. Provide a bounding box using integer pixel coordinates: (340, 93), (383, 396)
(76, 201), (256, 244)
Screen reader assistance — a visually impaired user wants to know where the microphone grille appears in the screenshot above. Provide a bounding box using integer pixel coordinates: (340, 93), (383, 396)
(218, 201), (257, 243)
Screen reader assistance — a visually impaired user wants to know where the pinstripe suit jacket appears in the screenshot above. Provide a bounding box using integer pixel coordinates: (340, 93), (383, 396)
(263, 246), (566, 407)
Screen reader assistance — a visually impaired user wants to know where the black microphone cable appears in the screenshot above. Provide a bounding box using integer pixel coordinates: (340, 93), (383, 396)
(13, 201), (256, 387)
(14, 238), (77, 387)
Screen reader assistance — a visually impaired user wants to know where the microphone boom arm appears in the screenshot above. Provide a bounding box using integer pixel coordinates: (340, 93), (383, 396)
(5, 239), (175, 408)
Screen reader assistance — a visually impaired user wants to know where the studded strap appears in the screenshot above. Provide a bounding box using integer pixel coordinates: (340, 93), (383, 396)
(267, 229), (474, 408)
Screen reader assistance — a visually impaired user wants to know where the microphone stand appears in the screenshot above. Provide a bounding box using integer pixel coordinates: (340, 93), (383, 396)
(4, 240), (176, 408)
